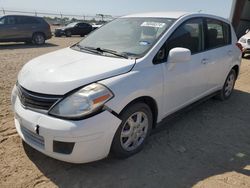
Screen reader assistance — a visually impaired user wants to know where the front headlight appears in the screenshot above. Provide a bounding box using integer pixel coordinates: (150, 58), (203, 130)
(49, 83), (113, 119)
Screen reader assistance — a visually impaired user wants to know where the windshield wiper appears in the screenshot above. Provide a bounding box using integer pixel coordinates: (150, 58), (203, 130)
(83, 46), (129, 59)
(74, 44), (102, 55)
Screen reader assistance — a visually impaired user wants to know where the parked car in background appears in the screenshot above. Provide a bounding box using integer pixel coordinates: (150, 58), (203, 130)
(0, 15), (52, 45)
(11, 12), (241, 163)
(238, 29), (250, 57)
(54, 22), (92, 37)
(91, 24), (102, 31)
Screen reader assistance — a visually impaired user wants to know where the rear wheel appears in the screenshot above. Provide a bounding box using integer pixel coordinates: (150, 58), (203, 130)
(32, 33), (45, 45)
(111, 103), (153, 158)
(65, 30), (72, 37)
(215, 69), (236, 100)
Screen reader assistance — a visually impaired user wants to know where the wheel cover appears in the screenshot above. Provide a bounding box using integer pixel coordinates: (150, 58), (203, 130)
(224, 73), (235, 97)
(120, 111), (149, 151)
(35, 35), (44, 44)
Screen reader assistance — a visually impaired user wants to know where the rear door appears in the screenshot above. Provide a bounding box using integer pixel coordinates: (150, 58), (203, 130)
(202, 18), (233, 90)
(16, 16), (41, 39)
(78, 23), (92, 35)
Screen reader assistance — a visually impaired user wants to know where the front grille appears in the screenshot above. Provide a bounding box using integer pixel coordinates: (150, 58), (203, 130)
(21, 125), (45, 149)
(16, 83), (62, 111)
(247, 39), (250, 45)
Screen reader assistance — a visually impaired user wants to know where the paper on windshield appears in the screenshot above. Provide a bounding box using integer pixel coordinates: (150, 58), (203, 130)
(141, 22), (166, 28)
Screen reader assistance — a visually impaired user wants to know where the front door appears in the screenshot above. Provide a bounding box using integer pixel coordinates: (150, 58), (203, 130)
(0, 16), (19, 40)
(156, 18), (210, 116)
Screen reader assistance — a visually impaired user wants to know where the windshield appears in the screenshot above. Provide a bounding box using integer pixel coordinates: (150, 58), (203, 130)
(0, 17), (4, 24)
(77, 17), (176, 58)
(66, 22), (77, 27)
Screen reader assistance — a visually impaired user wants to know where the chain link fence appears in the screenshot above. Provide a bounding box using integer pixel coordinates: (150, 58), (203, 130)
(0, 8), (117, 25)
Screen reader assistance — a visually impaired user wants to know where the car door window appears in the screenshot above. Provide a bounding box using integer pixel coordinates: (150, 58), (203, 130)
(78, 23), (86, 28)
(154, 18), (203, 63)
(205, 18), (231, 50)
(5, 16), (16, 25)
(0, 17), (5, 25)
(16, 17), (40, 24)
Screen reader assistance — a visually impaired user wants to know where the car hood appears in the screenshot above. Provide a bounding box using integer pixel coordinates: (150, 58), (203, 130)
(18, 47), (135, 95)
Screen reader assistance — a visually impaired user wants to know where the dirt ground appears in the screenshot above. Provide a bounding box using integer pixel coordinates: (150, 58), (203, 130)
(0, 37), (250, 188)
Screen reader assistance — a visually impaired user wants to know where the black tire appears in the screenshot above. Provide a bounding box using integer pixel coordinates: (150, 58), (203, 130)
(32, 33), (45, 45)
(54, 34), (61, 37)
(111, 103), (153, 158)
(65, 30), (72, 37)
(215, 69), (236, 101)
(242, 52), (245, 58)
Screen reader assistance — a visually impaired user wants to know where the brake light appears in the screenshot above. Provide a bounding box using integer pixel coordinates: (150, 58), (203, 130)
(236, 42), (243, 52)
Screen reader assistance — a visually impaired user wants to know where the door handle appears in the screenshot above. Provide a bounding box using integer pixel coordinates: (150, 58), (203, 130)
(201, 58), (209, 64)
(11, 27), (17, 29)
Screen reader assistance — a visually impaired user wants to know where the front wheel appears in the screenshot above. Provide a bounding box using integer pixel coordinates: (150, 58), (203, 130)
(215, 69), (236, 100)
(111, 103), (153, 158)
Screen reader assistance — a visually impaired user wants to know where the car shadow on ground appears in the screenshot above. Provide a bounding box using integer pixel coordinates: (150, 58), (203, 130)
(23, 89), (250, 188)
(0, 42), (58, 50)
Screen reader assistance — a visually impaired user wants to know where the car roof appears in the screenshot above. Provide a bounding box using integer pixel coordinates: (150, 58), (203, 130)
(2, 14), (43, 19)
(123, 12), (189, 19)
(122, 12), (230, 23)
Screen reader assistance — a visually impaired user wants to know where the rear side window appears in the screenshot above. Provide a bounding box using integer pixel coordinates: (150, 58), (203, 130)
(78, 23), (87, 28)
(205, 18), (231, 50)
(16, 17), (41, 24)
(79, 23), (92, 28)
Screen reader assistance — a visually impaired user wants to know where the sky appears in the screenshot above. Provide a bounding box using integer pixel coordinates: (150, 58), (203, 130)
(0, 0), (234, 18)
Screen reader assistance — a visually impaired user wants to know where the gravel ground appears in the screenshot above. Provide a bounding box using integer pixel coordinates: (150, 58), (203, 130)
(0, 37), (250, 188)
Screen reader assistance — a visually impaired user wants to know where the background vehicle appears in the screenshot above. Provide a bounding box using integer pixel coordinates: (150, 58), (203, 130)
(54, 22), (92, 37)
(0, 15), (52, 45)
(238, 29), (250, 57)
(11, 12), (241, 163)
(91, 24), (102, 31)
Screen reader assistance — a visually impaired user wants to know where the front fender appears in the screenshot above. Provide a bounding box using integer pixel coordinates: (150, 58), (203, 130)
(99, 65), (165, 123)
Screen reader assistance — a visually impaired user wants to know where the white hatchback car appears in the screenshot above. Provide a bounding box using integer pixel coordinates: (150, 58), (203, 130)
(238, 29), (250, 57)
(11, 12), (242, 163)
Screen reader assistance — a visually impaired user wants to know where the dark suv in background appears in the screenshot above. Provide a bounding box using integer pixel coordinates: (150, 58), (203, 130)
(54, 22), (92, 37)
(0, 15), (52, 45)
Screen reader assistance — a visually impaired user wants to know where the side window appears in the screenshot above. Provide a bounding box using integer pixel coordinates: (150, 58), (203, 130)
(0, 17), (6, 25)
(154, 18), (203, 64)
(223, 23), (231, 45)
(16, 17), (27, 24)
(27, 17), (40, 24)
(5, 16), (16, 25)
(205, 19), (231, 50)
(78, 23), (86, 28)
(166, 19), (203, 55)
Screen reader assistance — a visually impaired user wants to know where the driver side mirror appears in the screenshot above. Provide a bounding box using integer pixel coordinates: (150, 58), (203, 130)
(168, 47), (191, 63)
